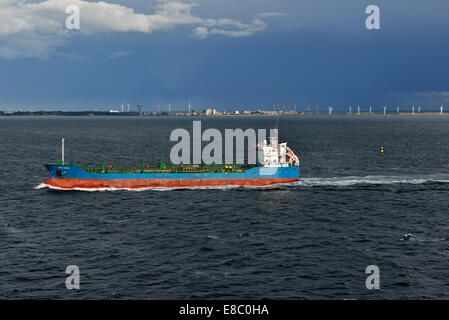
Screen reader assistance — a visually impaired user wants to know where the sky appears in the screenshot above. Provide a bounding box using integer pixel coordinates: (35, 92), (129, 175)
(0, 0), (448, 112)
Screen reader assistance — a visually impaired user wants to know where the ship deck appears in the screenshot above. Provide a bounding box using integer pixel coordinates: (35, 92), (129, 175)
(82, 165), (257, 174)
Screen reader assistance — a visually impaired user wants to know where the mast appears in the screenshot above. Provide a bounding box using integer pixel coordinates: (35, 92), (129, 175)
(62, 138), (65, 164)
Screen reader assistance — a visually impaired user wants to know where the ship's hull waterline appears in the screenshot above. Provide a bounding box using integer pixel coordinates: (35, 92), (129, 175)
(43, 164), (300, 190)
(43, 177), (299, 189)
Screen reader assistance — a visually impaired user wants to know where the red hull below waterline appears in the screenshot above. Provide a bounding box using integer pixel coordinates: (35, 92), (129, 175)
(43, 178), (299, 189)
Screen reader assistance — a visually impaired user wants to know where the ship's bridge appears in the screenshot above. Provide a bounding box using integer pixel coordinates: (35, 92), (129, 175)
(260, 136), (299, 168)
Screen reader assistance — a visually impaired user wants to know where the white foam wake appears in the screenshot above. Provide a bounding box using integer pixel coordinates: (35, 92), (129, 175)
(34, 183), (247, 192)
(34, 183), (49, 189)
(296, 174), (449, 187)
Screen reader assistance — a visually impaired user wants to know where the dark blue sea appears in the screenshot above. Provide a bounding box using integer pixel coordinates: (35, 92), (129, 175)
(1, 115), (449, 299)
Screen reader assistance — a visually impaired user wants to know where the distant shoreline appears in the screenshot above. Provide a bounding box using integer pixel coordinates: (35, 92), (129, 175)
(1, 111), (448, 117)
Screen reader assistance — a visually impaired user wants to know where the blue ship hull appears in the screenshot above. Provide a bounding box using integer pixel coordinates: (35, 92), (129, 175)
(44, 164), (300, 189)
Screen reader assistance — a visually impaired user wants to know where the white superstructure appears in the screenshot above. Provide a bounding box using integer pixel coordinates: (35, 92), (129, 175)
(260, 136), (299, 167)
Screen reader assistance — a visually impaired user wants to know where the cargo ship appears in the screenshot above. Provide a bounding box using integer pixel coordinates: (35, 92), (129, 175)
(43, 136), (299, 190)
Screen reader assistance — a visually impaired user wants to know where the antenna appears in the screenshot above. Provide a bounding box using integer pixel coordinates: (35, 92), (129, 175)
(274, 104), (281, 130)
(275, 112), (280, 130)
(62, 138), (65, 164)
(136, 105), (143, 116)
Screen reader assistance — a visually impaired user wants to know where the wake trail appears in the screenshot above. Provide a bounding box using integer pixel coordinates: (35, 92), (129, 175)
(295, 174), (449, 187)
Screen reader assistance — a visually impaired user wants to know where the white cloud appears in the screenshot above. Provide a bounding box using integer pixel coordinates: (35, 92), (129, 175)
(255, 12), (290, 18)
(387, 91), (449, 106)
(413, 91), (449, 98)
(108, 50), (133, 59)
(192, 26), (208, 39)
(211, 19), (266, 37)
(195, 17), (266, 38)
(0, 32), (67, 59)
(413, 91), (449, 104)
(0, 0), (277, 58)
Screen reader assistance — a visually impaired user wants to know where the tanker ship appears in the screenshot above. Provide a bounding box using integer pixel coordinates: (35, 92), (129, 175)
(43, 136), (299, 190)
